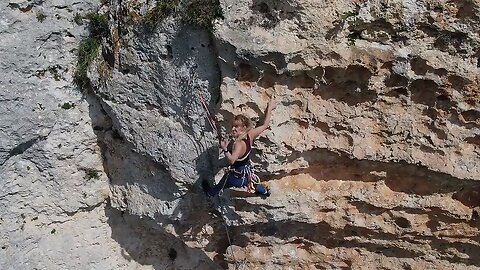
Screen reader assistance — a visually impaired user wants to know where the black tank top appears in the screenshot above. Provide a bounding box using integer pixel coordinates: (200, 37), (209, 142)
(230, 134), (251, 168)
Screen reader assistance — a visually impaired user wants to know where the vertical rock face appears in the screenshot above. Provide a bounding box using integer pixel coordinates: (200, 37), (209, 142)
(0, 0), (221, 268)
(216, 0), (479, 180)
(1, 0), (480, 269)
(209, 0), (480, 268)
(0, 0), (121, 269)
(91, 1), (222, 220)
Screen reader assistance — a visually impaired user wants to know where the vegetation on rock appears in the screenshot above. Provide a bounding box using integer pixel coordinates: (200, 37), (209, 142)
(183, 0), (223, 31)
(84, 168), (101, 180)
(60, 102), (76, 110)
(36, 12), (47, 22)
(74, 12), (109, 89)
(86, 13), (109, 38)
(74, 37), (100, 89)
(144, 0), (179, 26)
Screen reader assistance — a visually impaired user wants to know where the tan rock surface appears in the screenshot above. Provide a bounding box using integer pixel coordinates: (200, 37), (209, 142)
(210, 0), (480, 268)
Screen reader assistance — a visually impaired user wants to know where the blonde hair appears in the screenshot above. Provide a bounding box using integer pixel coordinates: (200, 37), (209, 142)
(233, 114), (252, 141)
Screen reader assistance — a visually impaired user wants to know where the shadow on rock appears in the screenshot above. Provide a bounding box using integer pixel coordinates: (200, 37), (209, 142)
(106, 203), (222, 270)
(232, 219), (480, 267)
(269, 147), (480, 201)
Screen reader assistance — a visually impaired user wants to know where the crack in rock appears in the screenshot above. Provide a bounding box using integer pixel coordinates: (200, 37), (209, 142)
(64, 201), (107, 217)
(1, 135), (48, 166)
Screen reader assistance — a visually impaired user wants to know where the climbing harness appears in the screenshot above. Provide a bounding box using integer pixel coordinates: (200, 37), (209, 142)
(226, 164), (262, 194)
(246, 166), (262, 194)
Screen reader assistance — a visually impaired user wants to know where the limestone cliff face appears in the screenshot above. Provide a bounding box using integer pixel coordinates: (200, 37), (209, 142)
(0, 0), (117, 269)
(211, 1), (480, 268)
(216, 0), (479, 180)
(1, 0), (479, 269)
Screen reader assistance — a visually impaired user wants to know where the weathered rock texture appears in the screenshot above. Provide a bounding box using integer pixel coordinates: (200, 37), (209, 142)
(209, 0), (480, 268)
(0, 0), (116, 268)
(1, 0), (480, 269)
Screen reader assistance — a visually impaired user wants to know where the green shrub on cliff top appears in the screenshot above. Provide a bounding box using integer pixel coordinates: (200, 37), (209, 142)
(144, 0), (179, 26)
(183, 0), (223, 31)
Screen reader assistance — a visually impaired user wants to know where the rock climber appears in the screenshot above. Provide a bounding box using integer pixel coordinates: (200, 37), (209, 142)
(202, 96), (276, 197)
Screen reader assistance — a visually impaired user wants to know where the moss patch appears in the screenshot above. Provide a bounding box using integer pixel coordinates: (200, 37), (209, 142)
(60, 102), (76, 110)
(74, 12), (110, 89)
(36, 12), (47, 22)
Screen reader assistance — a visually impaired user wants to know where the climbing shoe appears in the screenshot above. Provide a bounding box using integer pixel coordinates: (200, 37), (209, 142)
(255, 185), (270, 197)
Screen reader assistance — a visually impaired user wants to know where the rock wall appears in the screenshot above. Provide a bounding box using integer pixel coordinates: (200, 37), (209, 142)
(0, 0), (122, 269)
(210, 0), (480, 268)
(1, 0), (479, 269)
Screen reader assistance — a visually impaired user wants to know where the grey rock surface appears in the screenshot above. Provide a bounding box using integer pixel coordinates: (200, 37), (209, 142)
(89, 0), (223, 221)
(0, 0), (154, 269)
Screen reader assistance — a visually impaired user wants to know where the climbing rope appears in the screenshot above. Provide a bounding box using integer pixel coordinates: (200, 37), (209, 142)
(200, 95), (241, 268)
(214, 166), (262, 269)
(216, 195), (238, 267)
(199, 95), (222, 142)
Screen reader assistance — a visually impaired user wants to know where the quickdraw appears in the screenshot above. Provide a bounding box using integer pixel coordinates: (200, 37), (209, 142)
(247, 171), (262, 194)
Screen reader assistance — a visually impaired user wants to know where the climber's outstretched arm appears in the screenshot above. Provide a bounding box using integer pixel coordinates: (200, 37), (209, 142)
(248, 97), (276, 141)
